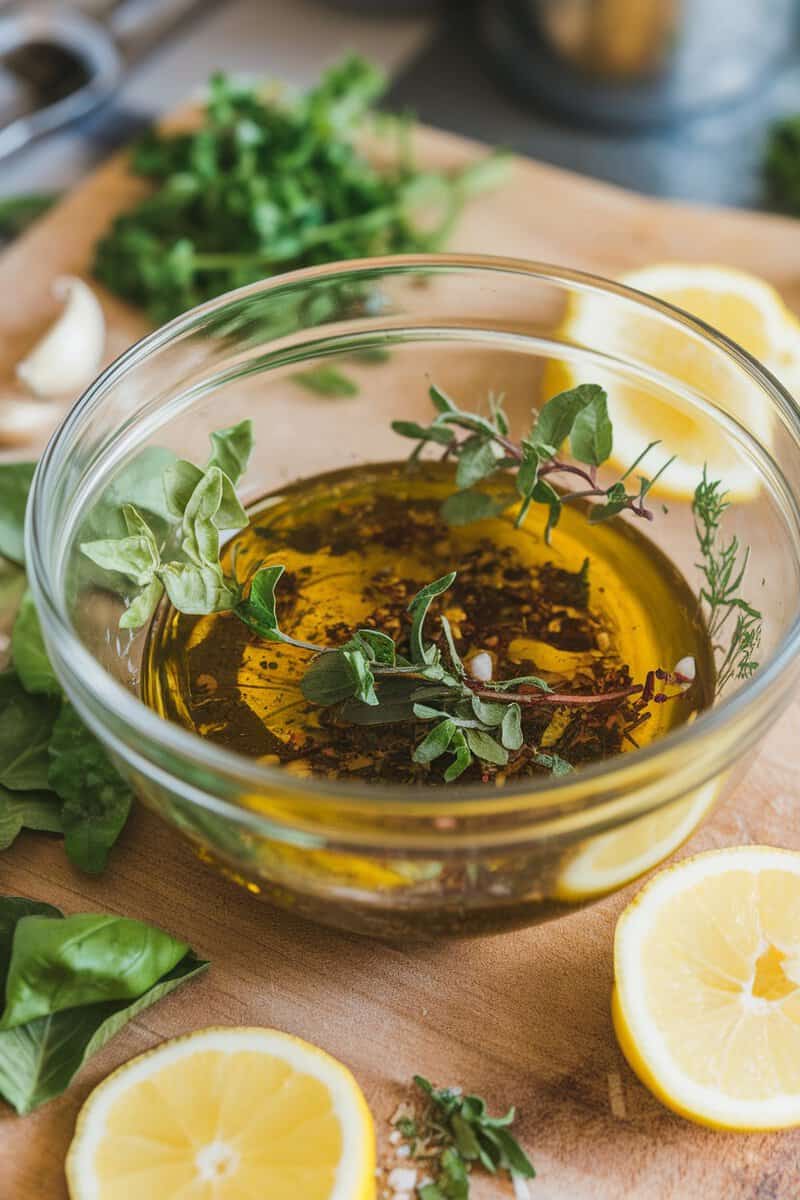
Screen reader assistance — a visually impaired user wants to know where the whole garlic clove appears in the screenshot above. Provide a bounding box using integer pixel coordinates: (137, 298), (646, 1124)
(16, 276), (106, 399)
(0, 397), (62, 445)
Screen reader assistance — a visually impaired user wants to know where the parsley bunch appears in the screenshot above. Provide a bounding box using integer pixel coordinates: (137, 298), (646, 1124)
(93, 57), (507, 323)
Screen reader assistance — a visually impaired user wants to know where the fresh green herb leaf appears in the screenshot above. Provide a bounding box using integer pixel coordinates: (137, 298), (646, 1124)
(465, 728), (508, 766)
(441, 489), (512, 526)
(500, 703), (523, 751)
(47, 704), (134, 875)
(443, 729), (472, 781)
(1, 913), (190, 1030)
(570, 387), (612, 466)
(160, 562), (239, 615)
(765, 115), (800, 214)
(0, 674), (58, 792)
(534, 383), (602, 450)
(693, 467), (762, 691)
(0, 898), (207, 1114)
(0, 193), (57, 241)
(0, 463), (35, 565)
(455, 436), (497, 489)
(207, 418), (254, 484)
(408, 572), (456, 664)
(93, 59), (504, 324)
(293, 365), (359, 397)
(391, 419), (455, 446)
(0, 789), (62, 851)
(413, 718), (456, 764)
(533, 752), (573, 776)
(10, 591), (60, 696)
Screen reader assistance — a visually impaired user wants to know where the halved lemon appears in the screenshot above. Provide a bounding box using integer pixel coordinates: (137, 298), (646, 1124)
(614, 846), (800, 1130)
(556, 780), (718, 900)
(544, 264), (800, 499)
(66, 1026), (375, 1200)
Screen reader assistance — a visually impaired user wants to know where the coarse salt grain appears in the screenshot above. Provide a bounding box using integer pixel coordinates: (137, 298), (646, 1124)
(388, 1130), (402, 1145)
(388, 1166), (417, 1191)
(396, 1144), (410, 1158)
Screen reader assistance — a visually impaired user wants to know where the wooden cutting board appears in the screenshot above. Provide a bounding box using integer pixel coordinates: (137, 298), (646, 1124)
(3, 117), (800, 1200)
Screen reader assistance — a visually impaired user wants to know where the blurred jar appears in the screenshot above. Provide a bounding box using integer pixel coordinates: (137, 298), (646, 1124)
(474, 0), (800, 129)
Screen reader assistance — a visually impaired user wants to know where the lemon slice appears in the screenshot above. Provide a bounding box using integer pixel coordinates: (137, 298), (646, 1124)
(545, 264), (800, 499)
(66, 1026), (375, 1200)
(556, 780), (718, 900)
(613, 846), (800, 1130)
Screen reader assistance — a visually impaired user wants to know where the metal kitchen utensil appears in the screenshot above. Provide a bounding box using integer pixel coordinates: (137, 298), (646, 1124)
(0, 0), (203, 162)
(474, 0), (800, 129)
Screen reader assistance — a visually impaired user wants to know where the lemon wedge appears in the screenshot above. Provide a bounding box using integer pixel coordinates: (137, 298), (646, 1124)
(613, 846), (800, 1130)
(556, 780), (718, 900)
(66, 1026), (375, 1200)
(545, 263), (800, 499)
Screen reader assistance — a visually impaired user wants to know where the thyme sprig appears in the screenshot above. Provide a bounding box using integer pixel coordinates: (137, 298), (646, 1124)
(393, 383), (676, 541)
(692, 468), (762, 691)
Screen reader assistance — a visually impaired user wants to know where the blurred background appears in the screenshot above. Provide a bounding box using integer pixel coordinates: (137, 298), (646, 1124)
(1, 0), (800, 211)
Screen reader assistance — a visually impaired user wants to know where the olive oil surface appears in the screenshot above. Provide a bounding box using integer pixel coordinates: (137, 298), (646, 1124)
(143, 462), (714, 784)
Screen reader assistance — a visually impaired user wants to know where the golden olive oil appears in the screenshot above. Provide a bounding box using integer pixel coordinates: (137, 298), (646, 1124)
(143, 462), (713, 784)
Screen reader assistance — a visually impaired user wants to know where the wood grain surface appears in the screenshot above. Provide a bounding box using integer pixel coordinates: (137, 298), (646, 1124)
(2, 119), (800, 1200)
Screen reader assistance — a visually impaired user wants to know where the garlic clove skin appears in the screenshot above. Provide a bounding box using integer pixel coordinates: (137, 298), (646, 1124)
(16, 276), (106, 399)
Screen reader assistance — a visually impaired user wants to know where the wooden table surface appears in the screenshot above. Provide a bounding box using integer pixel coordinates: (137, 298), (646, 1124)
(3, 118), (800, 1199)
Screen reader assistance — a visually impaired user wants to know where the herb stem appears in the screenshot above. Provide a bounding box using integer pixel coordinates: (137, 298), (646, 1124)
(466, 681), (644, 707)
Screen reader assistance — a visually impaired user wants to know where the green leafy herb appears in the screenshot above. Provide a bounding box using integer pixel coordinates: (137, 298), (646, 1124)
(0, 462), (35, 565)
(392, 383), (674, 542)
(765, 115), (800, 214)
(293, 365), (359, 397)
(0, 193), (57, 242)
(395, 1075), (535, 1197)
(0, 789), (62, 851)
(0, 674), (58, 792)
(9, 591), (60, 696)
(93, 58), (508, 323)
(692, 468), (763, 691)
(47, 704), (134, 876)
(0, 897), (207, 1113)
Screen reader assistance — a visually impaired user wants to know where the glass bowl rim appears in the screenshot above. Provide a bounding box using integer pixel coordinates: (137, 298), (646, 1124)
(25, 252), (800, 814)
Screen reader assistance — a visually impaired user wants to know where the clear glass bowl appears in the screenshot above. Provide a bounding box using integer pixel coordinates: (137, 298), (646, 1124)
(26, 255), (800, 939)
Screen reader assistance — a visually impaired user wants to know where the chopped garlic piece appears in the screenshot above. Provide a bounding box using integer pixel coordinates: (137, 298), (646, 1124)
(468, 651), (493, 682)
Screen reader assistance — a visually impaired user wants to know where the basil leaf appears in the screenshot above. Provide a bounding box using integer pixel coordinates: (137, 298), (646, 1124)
(235, 564), (287, 641)
(160, 562), (239, 614)
(1, 913), (189, 1029)
(533, 383), (601, 449)
(10, 591), (60, 696)
(441, 489), (513, 527)
(0, 787), (62, 852)
(207, 418), (253, 484)
(570, 387), (612, 466)
(413, 718), (456, 764)
(0, 463), (35, 566)
(408, 573), (456, 665)
(48, 704), (133, 875)
(466, 728), (508, 766)
(0, 950), (207, 1114)
(0, 674), (58, 791)
(500, 703), (523, 751)
(0, 898), (62, 992)
(455, 436), (497, 490)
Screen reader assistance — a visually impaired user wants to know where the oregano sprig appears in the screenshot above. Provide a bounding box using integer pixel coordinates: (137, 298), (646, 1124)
(392, 383), (676, 541)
